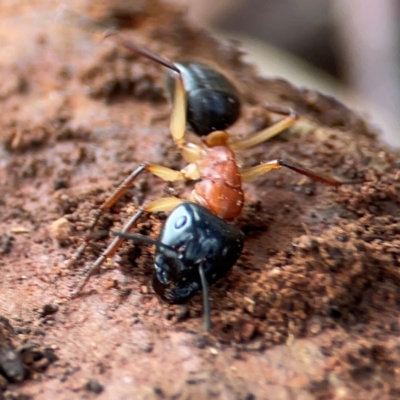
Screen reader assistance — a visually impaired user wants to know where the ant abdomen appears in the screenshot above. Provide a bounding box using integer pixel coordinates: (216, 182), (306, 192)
(165, 61), (241, 136)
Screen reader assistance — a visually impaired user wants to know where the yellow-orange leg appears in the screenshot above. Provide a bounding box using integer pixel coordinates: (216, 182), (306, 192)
(106, 32), (299, 157)
(229, 105), (298, 151)
(166, 51), (299, 156)
(169, 72), (207, 163)
(105, 32), (203, 164)
(66, 163), (188, 270)
(72, 196), (184, 296)
(241, 159), (342, 187)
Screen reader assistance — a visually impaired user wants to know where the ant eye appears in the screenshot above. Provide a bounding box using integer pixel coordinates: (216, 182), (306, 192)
(175, 215), (187, 229)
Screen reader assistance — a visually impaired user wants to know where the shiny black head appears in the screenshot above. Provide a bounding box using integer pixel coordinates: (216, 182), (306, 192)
(165, 61), (241, 137)
(112, 202), (244, 331)
(152, 202), (244, 304)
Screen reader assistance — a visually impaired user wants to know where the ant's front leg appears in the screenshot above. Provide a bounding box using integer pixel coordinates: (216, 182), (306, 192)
(66, 164), (188, 270)
(72, 196), (184, 296)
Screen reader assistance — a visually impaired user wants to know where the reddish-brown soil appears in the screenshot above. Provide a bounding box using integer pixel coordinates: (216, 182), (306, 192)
(1, 1), (400, 399)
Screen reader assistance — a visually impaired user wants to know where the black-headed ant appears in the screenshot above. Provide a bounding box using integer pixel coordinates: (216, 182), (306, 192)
(68, 32), (344, 331)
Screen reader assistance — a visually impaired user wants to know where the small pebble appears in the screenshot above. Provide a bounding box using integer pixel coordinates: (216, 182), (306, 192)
(49, 217), (71, 246)
(174, 305), (188, 321)
(209, 347), (218, 355)
(140, 285), (149, 294)
(85, 379), (104, 394)
(41, 303), (59, 317)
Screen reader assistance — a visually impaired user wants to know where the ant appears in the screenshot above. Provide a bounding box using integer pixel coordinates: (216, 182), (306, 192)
(68, 32), (344, 331)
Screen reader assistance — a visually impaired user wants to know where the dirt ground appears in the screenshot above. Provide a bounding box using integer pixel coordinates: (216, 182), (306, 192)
(1, 1), (400, 399)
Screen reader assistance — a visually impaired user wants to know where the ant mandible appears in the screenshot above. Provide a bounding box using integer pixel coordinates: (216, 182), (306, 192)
(68, 32), (343, 331)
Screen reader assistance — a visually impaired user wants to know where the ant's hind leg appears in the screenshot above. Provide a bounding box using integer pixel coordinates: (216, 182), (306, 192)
(105, 31), (180, 73)
(105, 33), (192, 156)
(170, 74), (187, 147)
(229, 105), (298, 151)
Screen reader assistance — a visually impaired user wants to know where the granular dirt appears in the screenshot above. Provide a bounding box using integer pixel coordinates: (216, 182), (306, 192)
(1, 1), (400, 399)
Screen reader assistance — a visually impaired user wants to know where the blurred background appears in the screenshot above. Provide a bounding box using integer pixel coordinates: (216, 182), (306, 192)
(180, 0), (400, 147)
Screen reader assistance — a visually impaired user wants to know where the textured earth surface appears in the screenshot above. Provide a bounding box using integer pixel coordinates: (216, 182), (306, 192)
(1, 1), (400, 399)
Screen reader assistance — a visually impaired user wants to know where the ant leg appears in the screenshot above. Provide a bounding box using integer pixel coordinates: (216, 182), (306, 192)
(105, 32), (203, 164)
(229, 105), (298, 151)
(106, 32), (186, 145)
(241, 159), (342, 187)
(168, 72), (208, 165)
(104, 31), (179, 72)
(72, 196), (184, 296)
(170, 74), (187, 147)
(67, 163), (188, 269)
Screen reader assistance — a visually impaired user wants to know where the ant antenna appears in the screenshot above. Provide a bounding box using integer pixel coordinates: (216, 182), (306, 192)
(112, 231), (176, 253)
(112, 231), (212, 331)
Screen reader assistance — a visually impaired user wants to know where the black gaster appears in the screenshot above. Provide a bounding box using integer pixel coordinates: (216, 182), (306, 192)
(152, 202), (244, 303)
(165, 61), (241, 137)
